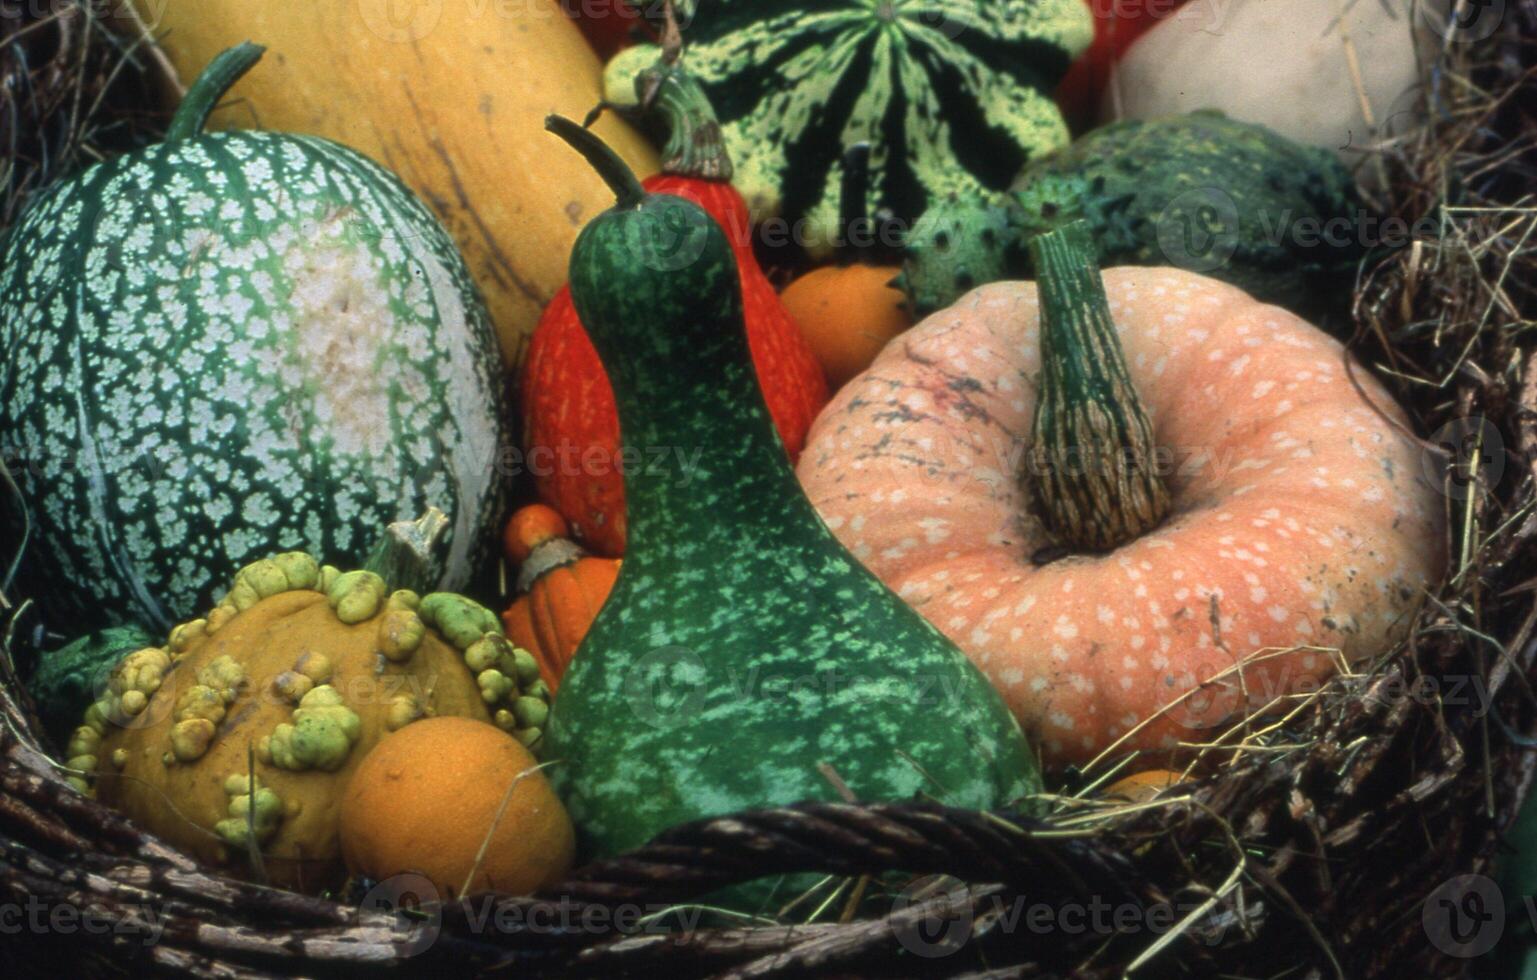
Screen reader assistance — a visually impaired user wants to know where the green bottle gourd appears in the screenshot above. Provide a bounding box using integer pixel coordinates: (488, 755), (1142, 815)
(541, 117), (1041, 883)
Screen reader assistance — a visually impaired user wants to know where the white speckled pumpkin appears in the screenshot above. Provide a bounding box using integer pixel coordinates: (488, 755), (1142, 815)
(0, 46), (507, 635)
(1104, 0), (1435, 173)
(798, 224), (1444, 767)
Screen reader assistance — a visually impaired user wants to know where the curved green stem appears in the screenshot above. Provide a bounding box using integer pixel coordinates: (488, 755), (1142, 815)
(637, 63), (733, 181)
(165, 42), (265, 142)
(1029, 220), (1171, 552)
(546, 114), (647, 210)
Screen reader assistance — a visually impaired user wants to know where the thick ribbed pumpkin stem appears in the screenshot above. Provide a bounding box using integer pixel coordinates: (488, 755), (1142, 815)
(166, 42), (266, 142)
(1030, 220), (1171, 551)
(637, 62), (733, 181)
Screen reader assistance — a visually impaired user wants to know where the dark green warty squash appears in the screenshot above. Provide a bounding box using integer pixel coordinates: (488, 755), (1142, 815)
(900, 110), (1368, 316)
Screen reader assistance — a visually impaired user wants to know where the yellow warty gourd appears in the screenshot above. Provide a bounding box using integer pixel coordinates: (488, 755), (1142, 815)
(126, 0), (659, 371)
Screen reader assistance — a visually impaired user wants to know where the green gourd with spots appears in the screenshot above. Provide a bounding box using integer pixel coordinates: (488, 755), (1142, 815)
(0, 45), (508, 636)
(604, 0), (1092, 252)
(898, 111), (1367, 317)
(540, 118), (1041, 894)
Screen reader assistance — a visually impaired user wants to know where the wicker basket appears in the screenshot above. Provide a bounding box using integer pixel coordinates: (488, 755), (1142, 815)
(2, 3), (1535, 976)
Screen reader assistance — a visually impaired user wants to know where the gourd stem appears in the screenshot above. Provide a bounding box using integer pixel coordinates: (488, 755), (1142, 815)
(639, 64), (733, 181)
(165, 42), (266, 142)
(546, 115), (647, 210)
(364, 508), (449, 593)
(1029, 220), (1171, 552)
(516, 539), (584, 594)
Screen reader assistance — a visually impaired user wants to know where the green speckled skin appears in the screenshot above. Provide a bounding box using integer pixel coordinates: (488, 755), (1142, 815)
(605, 0), (1092, 251)
(901, 111), (1367, 316)
(545, 179), (1041, 881)
(0, 129), (508, 635)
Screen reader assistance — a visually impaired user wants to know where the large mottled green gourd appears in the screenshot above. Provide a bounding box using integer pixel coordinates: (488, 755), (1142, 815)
(0, 45), (508, 635)
(899, 110), (1368, 316)
(541, 117), (1040, 886)
(604, 0), (1093, 252)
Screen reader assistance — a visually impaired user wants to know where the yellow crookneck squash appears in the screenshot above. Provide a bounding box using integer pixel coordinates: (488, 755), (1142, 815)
(125, 0), (659, 372)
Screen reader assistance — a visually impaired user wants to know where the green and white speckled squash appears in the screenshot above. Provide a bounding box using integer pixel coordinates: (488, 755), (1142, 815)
(604, 0), (1092, 252)
(540, 119), (1039, 906)
(0, 45), (508, 635)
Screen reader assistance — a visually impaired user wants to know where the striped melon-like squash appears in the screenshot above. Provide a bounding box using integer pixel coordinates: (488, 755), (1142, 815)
(605, 0), (1093, 250)
(0, 46), (508, 635)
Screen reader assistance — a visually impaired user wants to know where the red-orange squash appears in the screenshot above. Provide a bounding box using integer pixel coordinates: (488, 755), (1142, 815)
(560, 0), (646, 59)
(798, 226), (1444, 768)
(521, 59), (827, 555)
(501, 505), (619, 693)
(1055, 0), (1190, 129)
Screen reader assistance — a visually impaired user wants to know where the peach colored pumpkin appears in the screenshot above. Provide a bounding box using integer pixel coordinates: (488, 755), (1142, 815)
(798, 268), (1444, 768)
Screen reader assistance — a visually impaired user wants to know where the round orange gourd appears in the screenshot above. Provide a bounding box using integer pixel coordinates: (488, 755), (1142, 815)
(781, 264), (911, 391)
(501, 504), (619, 693)
(503, 503), (572, 566)
(798, 220), (1444, 768)
(780, 145), (912, 391)
(341, 717), (574, 897)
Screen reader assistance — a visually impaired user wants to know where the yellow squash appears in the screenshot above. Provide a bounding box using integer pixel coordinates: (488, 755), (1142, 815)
(126, 0), (658, 371)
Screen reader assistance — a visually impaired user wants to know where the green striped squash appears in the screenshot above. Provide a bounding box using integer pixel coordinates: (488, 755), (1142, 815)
(605, 0), (1092, 251)
(0, 45), (508, 635)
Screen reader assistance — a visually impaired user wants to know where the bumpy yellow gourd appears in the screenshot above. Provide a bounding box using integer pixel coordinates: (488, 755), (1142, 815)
(72, 553), (549, 890)
(124, 0), (659, 371)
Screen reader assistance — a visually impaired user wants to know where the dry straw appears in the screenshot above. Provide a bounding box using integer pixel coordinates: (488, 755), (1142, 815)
(1, 2), (1534, 976)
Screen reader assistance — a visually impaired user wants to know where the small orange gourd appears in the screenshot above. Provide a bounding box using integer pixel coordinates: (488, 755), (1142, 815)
(779, 145), (911, 391)
(501, 504), (619, 693)
(340, 717), (574, 897)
